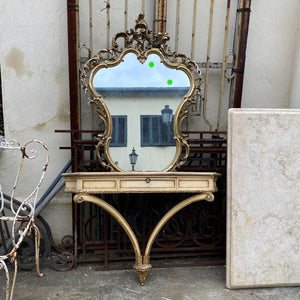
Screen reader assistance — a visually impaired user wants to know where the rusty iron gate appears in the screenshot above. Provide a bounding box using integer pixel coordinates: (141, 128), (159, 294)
(60, 0), (251, 269)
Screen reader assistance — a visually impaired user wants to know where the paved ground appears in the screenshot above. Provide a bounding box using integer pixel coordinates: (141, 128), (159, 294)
(1, 262), (300, 299)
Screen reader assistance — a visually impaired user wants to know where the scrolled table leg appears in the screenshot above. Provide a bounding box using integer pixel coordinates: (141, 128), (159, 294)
(141, 192), (214, 282)
(73, 192), (214, 286)
(74, 193), (145, 283)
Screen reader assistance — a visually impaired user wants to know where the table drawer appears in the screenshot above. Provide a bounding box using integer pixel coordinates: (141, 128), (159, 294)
(120, 178), (176, 189)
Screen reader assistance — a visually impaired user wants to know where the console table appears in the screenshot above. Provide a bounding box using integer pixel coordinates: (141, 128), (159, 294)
(63, 172), (220, 285)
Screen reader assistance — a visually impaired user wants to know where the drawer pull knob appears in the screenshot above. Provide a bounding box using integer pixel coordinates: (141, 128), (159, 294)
(145, 177), (151, 183)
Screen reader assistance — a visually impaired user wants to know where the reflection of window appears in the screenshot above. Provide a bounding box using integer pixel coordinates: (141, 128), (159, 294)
(111, 115), (127, 147)
(140, 115), (175, 147)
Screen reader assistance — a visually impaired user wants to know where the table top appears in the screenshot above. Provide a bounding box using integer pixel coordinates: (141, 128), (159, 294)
(63, 172), (220, 194)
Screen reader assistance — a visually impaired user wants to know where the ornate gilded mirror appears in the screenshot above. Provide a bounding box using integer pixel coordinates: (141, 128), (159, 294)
(82, 13), (201, 172)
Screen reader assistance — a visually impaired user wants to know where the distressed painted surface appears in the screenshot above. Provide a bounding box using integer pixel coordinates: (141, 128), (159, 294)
(0, 0), (71, 240)
(227, 109), (300, 288)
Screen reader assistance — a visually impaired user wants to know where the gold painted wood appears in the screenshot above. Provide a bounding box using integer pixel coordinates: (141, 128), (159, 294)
(81, 13), (202, 172)
(63, 171), (219, 285)
(63, 172), (219, 194)
(73, 193), (142, 265)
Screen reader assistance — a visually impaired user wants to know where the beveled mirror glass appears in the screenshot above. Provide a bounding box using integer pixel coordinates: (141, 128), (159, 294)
(81, 13), (202, 172)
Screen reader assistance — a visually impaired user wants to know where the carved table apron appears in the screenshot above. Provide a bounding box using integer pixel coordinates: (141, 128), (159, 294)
(63, 171), (220, 285)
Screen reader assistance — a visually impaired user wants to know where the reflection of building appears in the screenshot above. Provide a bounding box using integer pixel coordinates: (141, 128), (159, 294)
(101, 93), (178, 171)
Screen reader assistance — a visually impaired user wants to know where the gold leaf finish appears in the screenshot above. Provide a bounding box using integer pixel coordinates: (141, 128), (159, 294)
(81, 13), (202, 172)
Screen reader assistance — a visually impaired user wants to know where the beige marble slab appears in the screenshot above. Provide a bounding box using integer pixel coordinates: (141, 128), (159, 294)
(227, 109), (300, 288)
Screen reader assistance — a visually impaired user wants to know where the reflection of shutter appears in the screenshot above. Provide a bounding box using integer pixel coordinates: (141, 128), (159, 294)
(152, 116), (160, 145)
(141, 115), (175, 147)
(110, 115), (127, 147)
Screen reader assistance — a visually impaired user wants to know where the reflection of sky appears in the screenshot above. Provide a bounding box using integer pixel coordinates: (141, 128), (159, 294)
(93, 53), (190, 88)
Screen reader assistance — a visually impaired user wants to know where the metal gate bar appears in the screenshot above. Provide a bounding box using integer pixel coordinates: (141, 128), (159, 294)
(217, 0), (231, 130)
(231, 0), (252, 108)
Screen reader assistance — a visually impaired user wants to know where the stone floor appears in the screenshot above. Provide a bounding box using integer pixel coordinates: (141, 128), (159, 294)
(1, 262), (300, 299)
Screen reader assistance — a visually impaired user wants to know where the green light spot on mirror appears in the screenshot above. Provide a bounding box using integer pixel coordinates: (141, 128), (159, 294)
(167, 79), (173, 85)
(149, 61), (155, 68)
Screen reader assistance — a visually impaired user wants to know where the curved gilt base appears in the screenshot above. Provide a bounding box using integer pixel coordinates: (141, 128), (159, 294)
(74, 192), (214, 285)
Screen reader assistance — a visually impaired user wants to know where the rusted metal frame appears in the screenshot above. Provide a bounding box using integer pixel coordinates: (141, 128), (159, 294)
(183, 130), (227, 134)
(55, 129), (102, 133)
(96, 206), (100, 241)
(188, 138), (226, 143)
(191, 0), (198, 60)
(89, 203), (93, 243)
(67, 0), (80, 151)
(88, 0), (96, 132)
(142, 199), (147, 251)
(81, 203), (87, 257)
(89, 243), (224, 255)
(74, 194), (142, 264)
(104, 211), (109, 267)
(32, 224), (44, 278)
(203, 0), (215, 131)
(228, 0), (240, 108)
(231, 0), (252, 108)
(155, 0), (167, 33)
(141, 193), (214, 284)
(183, 131), (227, 171)
(198, 62), (233, 69)
(78, 250), (225, 265)
(175, 0), (180, 52)
(74, 192), (216, 285)
(67, 0), (80, 258)
(117, 203), (121, 252)
(75, 193), (225, 267)
(77, 244), (225, 266)
(217, 0), (231, 131)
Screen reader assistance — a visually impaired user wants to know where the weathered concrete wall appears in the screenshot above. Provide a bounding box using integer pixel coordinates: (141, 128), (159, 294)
(242, 0), (300, 109)
(0, 0), (72, 242)
(290, 6), (300, 109)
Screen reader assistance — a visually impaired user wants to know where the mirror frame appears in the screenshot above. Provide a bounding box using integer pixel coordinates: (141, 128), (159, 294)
(81, 13), (202, 172)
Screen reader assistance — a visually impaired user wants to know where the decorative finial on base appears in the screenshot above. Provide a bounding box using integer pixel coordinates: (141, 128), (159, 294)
(134, 263), (152, 285)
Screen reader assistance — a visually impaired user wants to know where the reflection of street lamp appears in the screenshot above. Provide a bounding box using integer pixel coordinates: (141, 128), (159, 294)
(161, 105), (173, 124)
(129, 147), (138, 171)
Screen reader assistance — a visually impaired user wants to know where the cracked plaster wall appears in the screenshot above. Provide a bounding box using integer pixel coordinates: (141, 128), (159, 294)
(0, 0), (72, 242)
